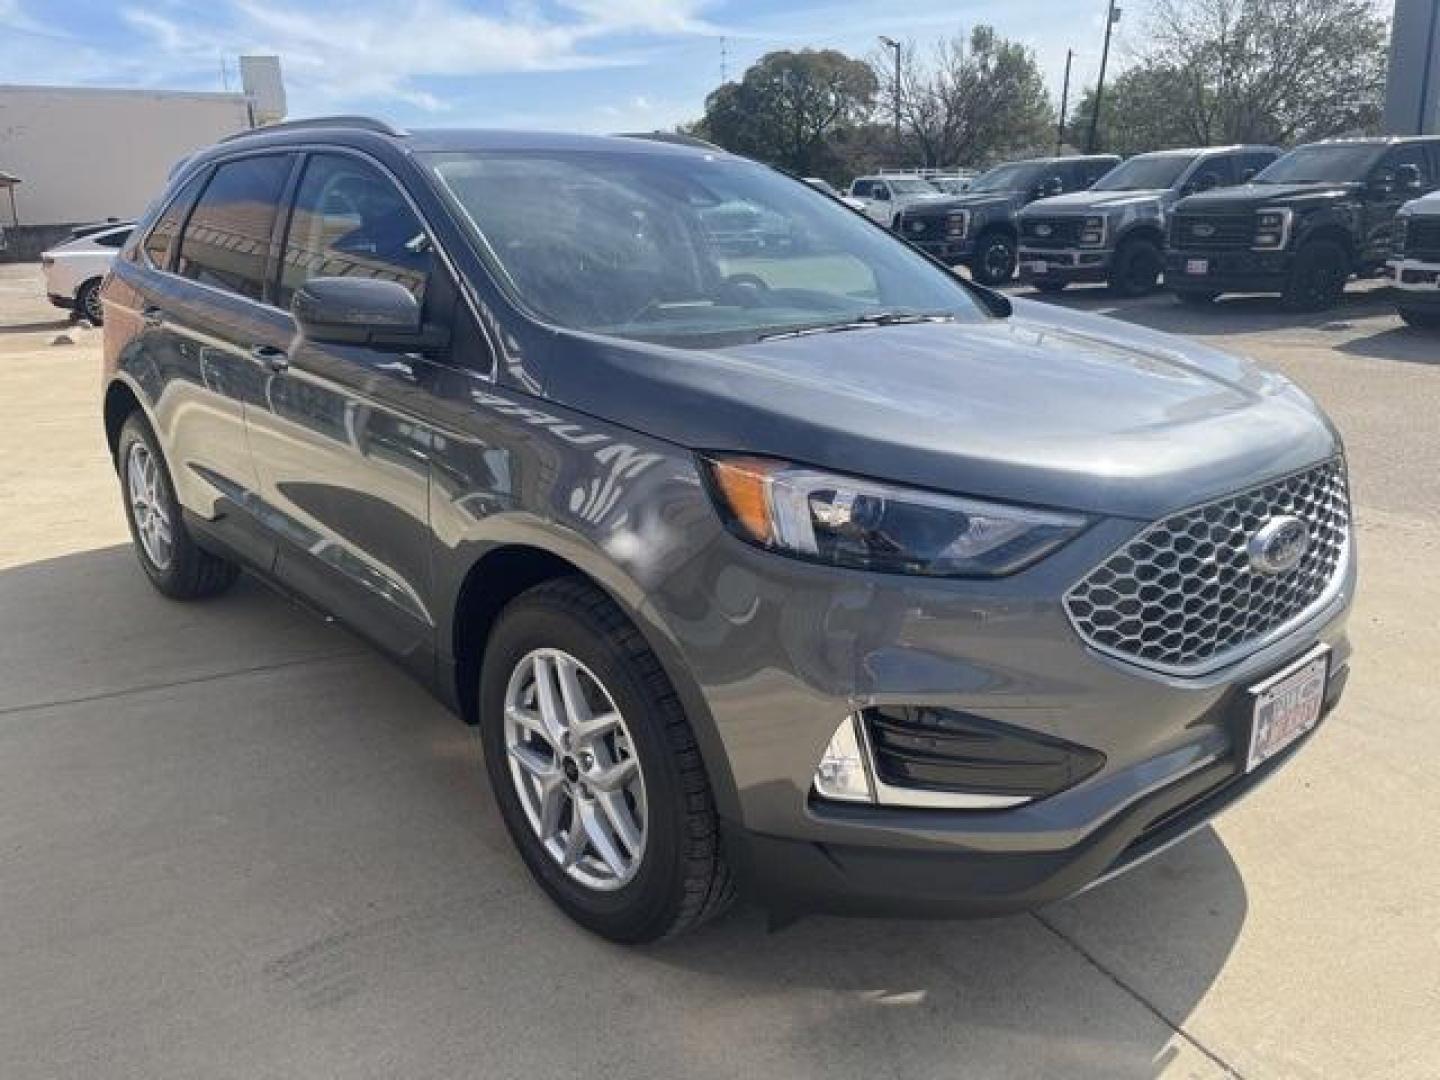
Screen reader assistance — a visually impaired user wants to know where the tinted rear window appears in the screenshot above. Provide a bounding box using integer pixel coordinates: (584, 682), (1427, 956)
(143, 172), (207, 269)
(176, 155), (293, 301)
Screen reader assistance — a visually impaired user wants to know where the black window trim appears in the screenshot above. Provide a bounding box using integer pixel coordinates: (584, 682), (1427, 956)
(139, 141), (497, 380)
(140, 165), (213, 274)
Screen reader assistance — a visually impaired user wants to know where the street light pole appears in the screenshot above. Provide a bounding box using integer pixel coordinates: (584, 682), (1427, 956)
(879, 36), (902, 161)
(1057, 48), (1074, 154)
(1087, 0), (1120, 155)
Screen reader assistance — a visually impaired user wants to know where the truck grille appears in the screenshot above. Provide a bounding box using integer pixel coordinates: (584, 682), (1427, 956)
(1170, 213), (1253, 251)
(897, 210), (956, 242)
(1406, 218), (1440, 261)
(1065, 459), (1350, 675)
(1021, 217), (1082, 249)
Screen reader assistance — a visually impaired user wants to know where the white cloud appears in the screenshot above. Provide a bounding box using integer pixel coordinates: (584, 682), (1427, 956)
(113, 0), (718, 113)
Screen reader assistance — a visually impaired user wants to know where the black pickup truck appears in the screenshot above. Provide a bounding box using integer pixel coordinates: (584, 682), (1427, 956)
(1165, 137), (1440, 311)
(893, 155), (1119, 285)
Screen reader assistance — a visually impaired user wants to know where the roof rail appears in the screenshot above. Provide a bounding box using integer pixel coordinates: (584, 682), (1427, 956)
(221, 115), (406, 143)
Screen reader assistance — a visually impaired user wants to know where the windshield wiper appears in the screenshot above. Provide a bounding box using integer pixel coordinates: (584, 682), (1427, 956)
(760, 311), (956, 341)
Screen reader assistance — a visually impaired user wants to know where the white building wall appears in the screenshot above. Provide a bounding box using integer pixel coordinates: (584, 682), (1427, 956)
(0, 86), (254, 227)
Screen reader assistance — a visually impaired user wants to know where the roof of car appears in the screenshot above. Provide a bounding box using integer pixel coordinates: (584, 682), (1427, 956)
(216, 116), (736, 158)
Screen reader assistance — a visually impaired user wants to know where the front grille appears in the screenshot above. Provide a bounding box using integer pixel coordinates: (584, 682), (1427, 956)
(898, 210), (956, 242)
(1407, 218), (1440, 261)
(1021, 216), (1082, 249)
(1065, 459), (1350, 674)
(1170, 213), (1253, 250)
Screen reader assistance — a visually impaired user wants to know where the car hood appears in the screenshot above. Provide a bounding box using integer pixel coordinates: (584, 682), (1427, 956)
(540, 299), (1338, 520)
(911, 192), (1021, 215)
(1178, 181), (1361, 212)
(1025, 189), (1166, 214)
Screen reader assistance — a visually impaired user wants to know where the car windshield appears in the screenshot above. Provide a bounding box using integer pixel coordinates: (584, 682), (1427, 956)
(967, 163), (1045, 193)
(1253, 144), (1383, 185)
(1092, 153), (1197, 191)
(888, 178), (936, 194)
(424, 149), (985, 347)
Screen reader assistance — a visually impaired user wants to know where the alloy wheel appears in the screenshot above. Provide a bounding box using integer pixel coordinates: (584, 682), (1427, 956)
(82, 283), (104, 324)
(126, 441), (173, 570)
(502, 648), (648, 892)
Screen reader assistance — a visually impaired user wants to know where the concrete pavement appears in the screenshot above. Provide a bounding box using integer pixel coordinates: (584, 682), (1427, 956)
(2, 263), (1436, 1078)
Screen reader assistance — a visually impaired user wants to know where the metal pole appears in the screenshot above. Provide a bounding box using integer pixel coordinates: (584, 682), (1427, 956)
(879, 36), (902, 162)
(1057, 48), (1074, 154)
(1419, 0), (1440, 133)
(1088, 0), (1118, 155)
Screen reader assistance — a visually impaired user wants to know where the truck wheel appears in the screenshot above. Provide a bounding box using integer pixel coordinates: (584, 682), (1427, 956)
(971, 231), (1017, 286)
(1282, 241), (1349, 312)
(1109, 238), (1163, 298)
(1175, 289), (1220, 306)
(479, 577), (735, 943)
(1398, 304), (1440, 328)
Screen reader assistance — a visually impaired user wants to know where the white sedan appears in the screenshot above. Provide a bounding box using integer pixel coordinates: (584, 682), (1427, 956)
(41, 222), (132, 325)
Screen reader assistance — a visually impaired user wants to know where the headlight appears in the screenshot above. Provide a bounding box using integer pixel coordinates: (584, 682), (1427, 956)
(1080, 215), (1107, 246)
(1253, 208), (1293, 250)
(946, 209), (969, 238)
(1393, 216), (1409, 257)
(702, 455), (1088, 577)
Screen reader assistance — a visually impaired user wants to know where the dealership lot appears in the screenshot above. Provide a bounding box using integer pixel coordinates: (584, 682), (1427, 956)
(2, 262), (1438, 1078)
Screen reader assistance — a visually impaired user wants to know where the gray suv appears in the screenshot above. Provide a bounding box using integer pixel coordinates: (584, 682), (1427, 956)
(1019, 146), (1280, 296)
(101, 119), (1353, 942)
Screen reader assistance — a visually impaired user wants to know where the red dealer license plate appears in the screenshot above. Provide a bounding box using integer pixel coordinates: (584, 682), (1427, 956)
(1245, 647), (1329, 772)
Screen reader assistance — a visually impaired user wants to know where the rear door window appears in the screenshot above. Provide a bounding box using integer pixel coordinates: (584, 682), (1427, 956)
(143, 171), (208, 270)
(176, 154), (295, 302)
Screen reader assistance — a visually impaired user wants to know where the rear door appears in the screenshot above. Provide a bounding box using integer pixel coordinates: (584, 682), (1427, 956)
(242, 150), (458, 663)
(136, 153), (296, 568)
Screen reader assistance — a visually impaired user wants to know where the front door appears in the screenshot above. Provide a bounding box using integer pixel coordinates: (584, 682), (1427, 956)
(243, 151), (447, 664)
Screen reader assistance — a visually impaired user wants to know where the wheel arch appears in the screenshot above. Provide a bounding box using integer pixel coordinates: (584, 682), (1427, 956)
(1114, 222), (1164, 249)
(447, 539), (742, 822)
(103, 377), (147, 461)
(1296, 221), (1358, 267)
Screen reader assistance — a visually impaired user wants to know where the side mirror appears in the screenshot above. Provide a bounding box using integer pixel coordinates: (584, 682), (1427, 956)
(292, 277), (446, 352)
(1239, 168), (1258, 184)
(1396, 163), (1423, 192)
(1044, 176), (1064, 197)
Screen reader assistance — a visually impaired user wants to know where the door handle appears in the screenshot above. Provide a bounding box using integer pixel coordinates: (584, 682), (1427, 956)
(249, 344), (290, 374)
(141, 305), (164, 328)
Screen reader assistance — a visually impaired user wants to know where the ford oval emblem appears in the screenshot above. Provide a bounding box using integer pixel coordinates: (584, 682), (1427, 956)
(1192, 222), (1216, 238)
(910, 220), (925, 233)
(1248, 516), (1310, 575)
(1036, 223), (1053, 236)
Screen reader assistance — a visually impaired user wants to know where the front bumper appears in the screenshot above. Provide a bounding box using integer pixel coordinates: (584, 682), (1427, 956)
(646, 511), (1355, 920)
(1385, 258), (1440, 310)
(1165, 248), (1294, 294)
(1018, 247), (1112, 284)
(906, 235), (975, 263)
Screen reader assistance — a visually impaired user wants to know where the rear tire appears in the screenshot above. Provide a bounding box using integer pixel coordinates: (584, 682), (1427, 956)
(1397, 304), (1440, 328)
(970, 230), (1017, 286)
(1109, 238), (1163, 298)
(479, 577), (735, 943)
(116, 412), (239, 600)
(1282, 240), (1349, 312)
(1175, 288), (1220, 307)
(76, 278), (104, 326)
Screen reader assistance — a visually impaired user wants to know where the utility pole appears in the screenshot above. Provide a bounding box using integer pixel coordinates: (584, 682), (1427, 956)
(1087, 0), (1120, 154)
(719, 36), (728, 85)
(1057, 48), (1074, 154)
(879, 36), (902, 161)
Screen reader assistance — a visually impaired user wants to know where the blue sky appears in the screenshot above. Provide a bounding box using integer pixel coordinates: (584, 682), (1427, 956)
(0, 0), (1123, 132)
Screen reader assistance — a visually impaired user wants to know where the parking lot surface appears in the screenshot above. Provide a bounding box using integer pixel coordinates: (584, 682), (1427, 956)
(2, 263), (1437, 1079)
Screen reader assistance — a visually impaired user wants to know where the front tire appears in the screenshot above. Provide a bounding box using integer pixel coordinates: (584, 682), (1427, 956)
(970, 230), (1017, 286)
(1397, 304), (1440, 328)
(479, 578), (734, 942)
(1109, 238), (1163, 298)
(1282, 240), (1349, 312)
(117, 412), (239, 599)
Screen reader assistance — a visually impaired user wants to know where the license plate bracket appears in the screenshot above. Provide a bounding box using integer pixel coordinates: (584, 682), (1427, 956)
(1186, 258), (1210, 276)
(1245, 647), (1329, 773)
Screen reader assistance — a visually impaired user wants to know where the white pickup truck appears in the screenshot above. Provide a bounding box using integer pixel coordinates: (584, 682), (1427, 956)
(847, 175), (948, 228)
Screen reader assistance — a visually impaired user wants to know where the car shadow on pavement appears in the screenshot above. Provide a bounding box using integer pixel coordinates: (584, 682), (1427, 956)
(1014, 282), (1397, 340)
(0, 545), (1248, 1079)
(1332, 325), (1440, 365)
(0, 317), (75, 333)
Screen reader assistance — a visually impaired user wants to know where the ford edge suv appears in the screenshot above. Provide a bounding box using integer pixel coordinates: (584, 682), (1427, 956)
(101, 119), (1354, 942)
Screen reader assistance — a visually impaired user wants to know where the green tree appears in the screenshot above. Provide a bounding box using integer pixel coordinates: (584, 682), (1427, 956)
(873, 26), (1055, 168)
(1082, 0), (1388, 152)
(694, 50), (877, 176)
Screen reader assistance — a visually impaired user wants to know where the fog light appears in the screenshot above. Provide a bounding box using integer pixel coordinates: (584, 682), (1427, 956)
(813, 715), (873, 803)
